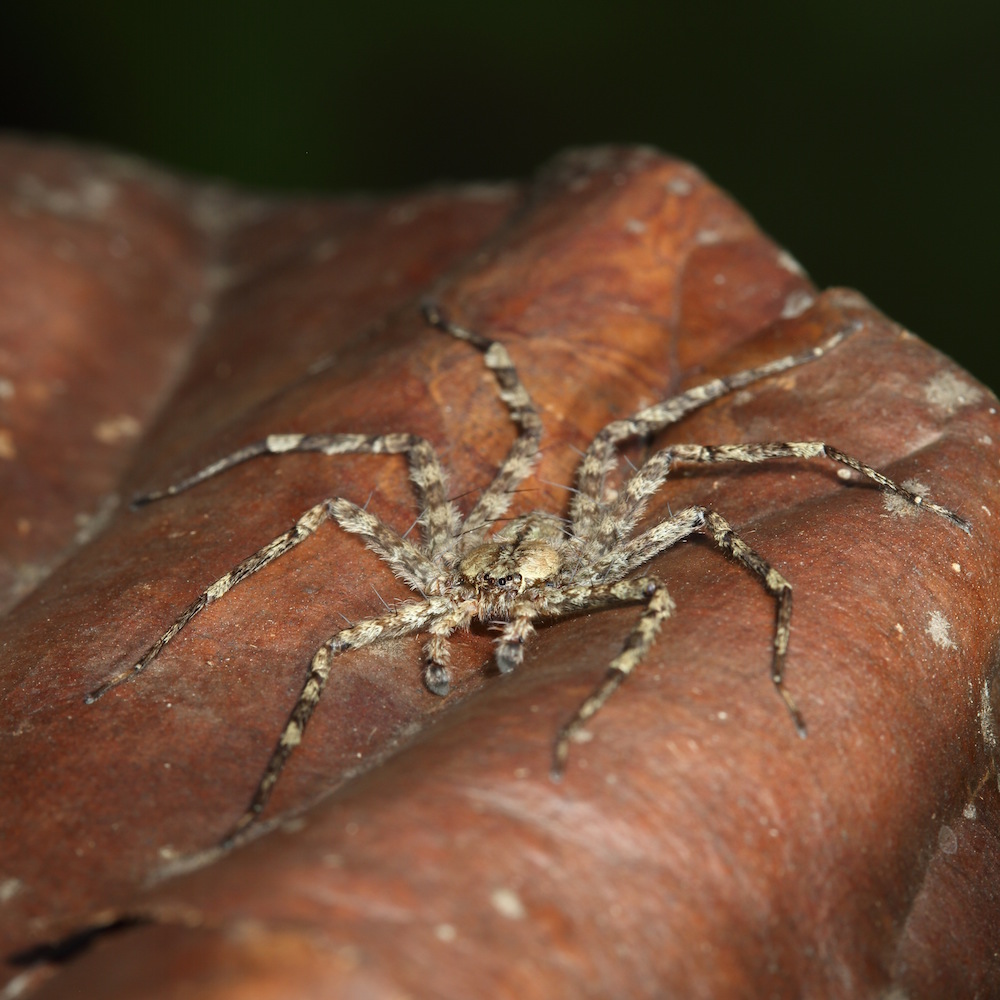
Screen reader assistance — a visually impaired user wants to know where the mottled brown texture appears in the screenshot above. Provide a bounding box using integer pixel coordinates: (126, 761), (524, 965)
(0, 141), (208, 614)
(2, 142), (998, 998)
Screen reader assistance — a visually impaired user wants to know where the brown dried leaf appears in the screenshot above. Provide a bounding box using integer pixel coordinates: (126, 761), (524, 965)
(2, 144), (998, 998)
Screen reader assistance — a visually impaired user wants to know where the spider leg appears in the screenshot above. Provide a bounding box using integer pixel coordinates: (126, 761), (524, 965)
(588, 492), (834, 741)
(493, 606), (538, 675)
(597, 502), (802, 736)
(422, 597), (478, 695)
(134, 431), (461, 559)
(698, 508), (800, 734)
(423, 302), (543, 545)
(491, 569), (660, 674)
(591, 505), (708, 581)
(596, 435), (964, 743)
(551, 506), (801, 776)
(548, 577), (675, 778)
(585, 439), (968, 567)
(570, 327), (856, 540)
(86, 501), (334, 701)
(223, 596), (457, 846)
(86, 494), (444, 703)
(326, 496), (445, 593)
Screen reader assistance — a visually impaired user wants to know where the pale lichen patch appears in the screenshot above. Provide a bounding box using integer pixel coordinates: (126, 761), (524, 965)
(1, 968), (42, 999)
(13, 172), (117, 218)
(665, 175), (693, 196)
(7, 562), (50, 607)
(925, 610), (957, 651)
(490, 887), (527, 920)
(93, 414), (141, 444)
(776, 249), (807, 275)
(980, 678), (997, 750)
(924, 371), (984, 414)
(780, 289), (814, 319)
(883, 479), (930, 520)
(0, 878), (23, 903)
(937, 825), (958, 855)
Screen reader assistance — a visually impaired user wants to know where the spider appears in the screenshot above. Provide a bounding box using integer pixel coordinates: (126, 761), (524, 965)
(86, 302), (969, 846)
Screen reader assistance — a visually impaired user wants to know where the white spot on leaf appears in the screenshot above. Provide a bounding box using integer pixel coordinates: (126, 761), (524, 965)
(0, 878), (23, 903)
(490, 887), (527, 920)
(776, 250), (806, 275)
(780, 289), (814, 318)
(883, 479), (930, 520)
(981, 679), (997, 749)
(924, 371), (984, 414)
(925, 610), (957, 650)
(14, 173), (117, 218)
(93, 414), (140, 444)
(938, 825), (958, 855)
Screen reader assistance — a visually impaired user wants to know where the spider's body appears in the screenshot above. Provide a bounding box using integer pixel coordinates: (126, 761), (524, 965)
(86, 303), (968, 846)
(457, 535), (562, 623)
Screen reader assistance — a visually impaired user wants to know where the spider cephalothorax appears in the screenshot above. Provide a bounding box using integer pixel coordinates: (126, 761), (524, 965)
(459, 537), (562, 614)
(86, 301), (968, 846)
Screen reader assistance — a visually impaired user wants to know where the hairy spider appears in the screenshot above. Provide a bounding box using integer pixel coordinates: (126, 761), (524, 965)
(86, 302), (969, 845)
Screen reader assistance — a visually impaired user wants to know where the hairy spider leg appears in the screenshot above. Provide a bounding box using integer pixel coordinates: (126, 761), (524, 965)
(222, 594), (470, 846)
(580, 436), (967, 737)
(492, 559), (678, 675)
(87, 303), (551, 842)
(86, 502), (334, 701)
(89, 441), (454, 705)
(699, 508), (798, 732)
(595, 441), (969, 565)
(85, 492), (447, 704)
(570, 327), (854, 546)
(134, 432), (461, 560)
(422, 301), (544, 547)
(549, 577), (676, 778)
(89, 305), (537, 703)
(551, 503), (797, 756)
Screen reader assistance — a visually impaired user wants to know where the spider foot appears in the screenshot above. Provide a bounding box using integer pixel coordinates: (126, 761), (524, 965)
(775, 677), (808, 738)
(423, 661), (451, 697)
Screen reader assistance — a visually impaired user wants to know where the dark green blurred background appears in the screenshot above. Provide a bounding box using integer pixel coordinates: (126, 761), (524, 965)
(0, 1), (996, 387)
